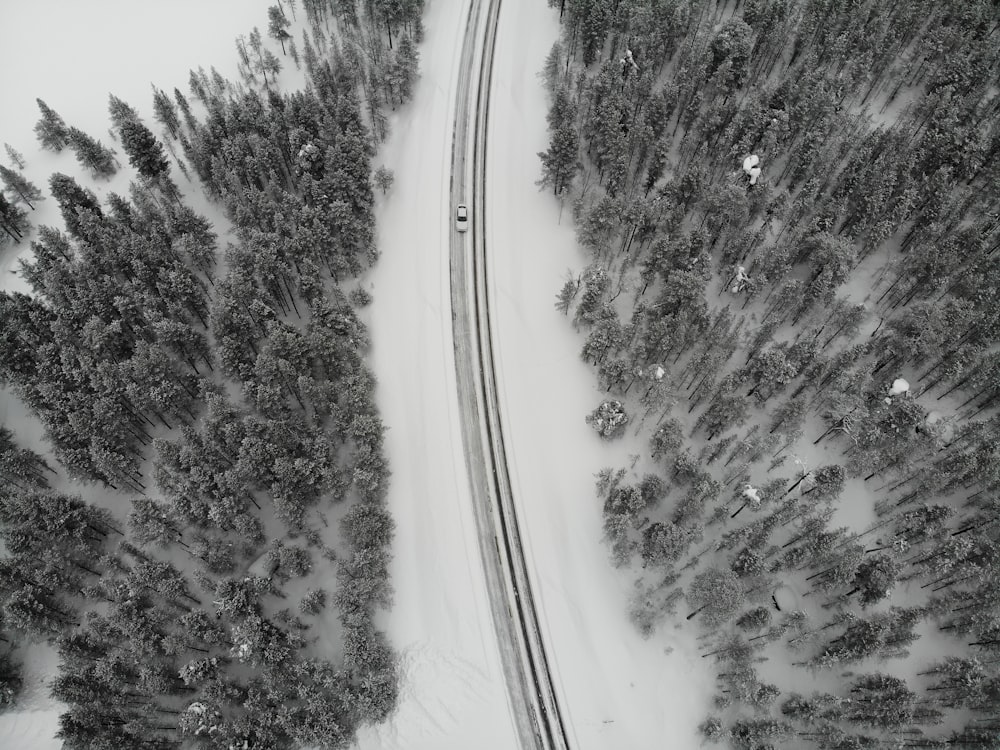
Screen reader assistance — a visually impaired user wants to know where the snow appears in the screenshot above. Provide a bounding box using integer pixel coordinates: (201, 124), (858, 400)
(0, 641), (61, 750)
(742, 154), (761, 184)
(771, 583), (800, 613)
(732, 265), (751, 292)
(354, 0), (518, 747)
(486, 3), (714, 748)
(889, 378), (910, 396)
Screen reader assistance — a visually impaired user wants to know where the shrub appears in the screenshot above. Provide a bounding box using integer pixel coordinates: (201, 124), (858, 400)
(300, 588), (327, 615)
(586, 400), (629, 439)
(350, 286), (373, 306)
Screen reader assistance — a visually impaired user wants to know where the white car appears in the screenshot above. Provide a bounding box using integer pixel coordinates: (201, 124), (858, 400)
(456, 203), (469, 232)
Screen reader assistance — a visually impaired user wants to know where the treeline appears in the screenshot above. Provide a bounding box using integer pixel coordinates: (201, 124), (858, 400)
(545, 0), (1000, 748)
(0, 1), (419, 746)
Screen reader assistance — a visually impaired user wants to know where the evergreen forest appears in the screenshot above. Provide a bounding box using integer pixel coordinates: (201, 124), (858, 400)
(543, 0), (1000, 748)
(0, 1), (423, 747)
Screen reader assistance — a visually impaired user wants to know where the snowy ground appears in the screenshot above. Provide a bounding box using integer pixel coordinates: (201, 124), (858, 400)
(485, 4), (714, 749)
(353, 0), (520, 747)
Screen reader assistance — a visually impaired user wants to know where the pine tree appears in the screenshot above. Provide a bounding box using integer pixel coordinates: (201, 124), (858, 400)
(267, 5), (292, 54)
(847, 553), (901, 606)
(0, 165), (44, 210)
(538, 85), (579, 195)
(685, 567), (744, 626)
(651, 418), (684, 460)
(373, 166), (394, 195)
(127, 496), (184, 549)
(0, 650), (23, 707)
(554, 274), (580, 315)
(393, 33), (420, 103)
(106, 94), (140, 132)
(541, 41), (564, 93)
(173, 87), (195, 129)
(33, 99), (69, 152)
(118, 119), (170, 180)
(0, 193), (29, 243)
(262, 49), (282, 86)
(4, 143), (25, 169)
(65, 128), (117, 178)
(151, 86), (181, 139)
(248, 27), (281, 88)
(641, 521), (699, 567)
(301, 29), (318, 77)
(729, 718), (791, 749)
(844, 673), (916, 729)
(709, 18), (754, 90)
(48, 173), (102, 238)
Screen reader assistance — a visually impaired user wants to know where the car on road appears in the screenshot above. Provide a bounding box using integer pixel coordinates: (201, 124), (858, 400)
(456, 203), (469, 232)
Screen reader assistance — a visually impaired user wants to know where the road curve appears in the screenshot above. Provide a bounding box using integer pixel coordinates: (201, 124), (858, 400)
(449, 1), (572, 749)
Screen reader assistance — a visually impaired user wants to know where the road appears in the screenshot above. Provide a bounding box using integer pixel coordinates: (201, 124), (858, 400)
(449, 1), (571, 749)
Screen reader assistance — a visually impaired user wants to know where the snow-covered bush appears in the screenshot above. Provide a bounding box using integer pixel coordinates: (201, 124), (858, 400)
(735, 606), (772, 632)
(350, 285), (373, 307)
(699, 715), (725, 741)
(178, 657), (220, 686)
(300, 588), (327, 615)
(178, 700), (223, 737)
(586, 399), (629, 439)
(265, 541), (313, 580)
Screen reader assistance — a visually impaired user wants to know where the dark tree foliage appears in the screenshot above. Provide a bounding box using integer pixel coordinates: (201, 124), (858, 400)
(847, 553), (901, 607)
(1, 190), (211, 490)
(119, 118), (171, 180)
(47, 173), (101, 239)
(0, 165), (44, 211)
(65, 127), (118, 178)
(844, 673), (918, 729)
(33, 98), (68, 151)
(0, 193), (30, 245)
(812, 608), (922, 668)
(0, 427), (52, 490)
(539, 85), (580, 195)
(0, 4), (424, 746)
(151, 86), (181, 138)
(551, 1), (1000, 745)
(267, 5), (292, 54)
(0, 489), (113, 637)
